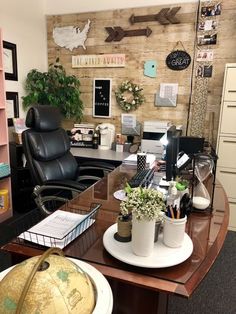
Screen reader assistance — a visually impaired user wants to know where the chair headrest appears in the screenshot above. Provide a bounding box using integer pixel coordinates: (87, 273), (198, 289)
(26, 105), (62, 131)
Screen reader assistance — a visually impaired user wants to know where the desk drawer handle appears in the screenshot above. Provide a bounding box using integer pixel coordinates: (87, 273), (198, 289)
(228, 90), (236, 93)
(219, 170), (236, 175)
(226, 105), (236, 108)
(229, 201), (236, 205)
(222, 140), (236, 144)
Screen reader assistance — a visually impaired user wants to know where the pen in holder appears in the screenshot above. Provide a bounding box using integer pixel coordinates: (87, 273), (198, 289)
(163, 214), (187, 248)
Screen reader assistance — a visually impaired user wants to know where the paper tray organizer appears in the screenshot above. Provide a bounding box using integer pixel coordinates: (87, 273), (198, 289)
(17, 203), (101, 249)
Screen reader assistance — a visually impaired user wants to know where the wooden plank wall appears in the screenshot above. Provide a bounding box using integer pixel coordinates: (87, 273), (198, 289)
(47, 0), (236, 148)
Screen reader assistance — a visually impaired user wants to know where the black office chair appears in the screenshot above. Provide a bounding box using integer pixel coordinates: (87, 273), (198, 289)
(22, 105), (114, 214)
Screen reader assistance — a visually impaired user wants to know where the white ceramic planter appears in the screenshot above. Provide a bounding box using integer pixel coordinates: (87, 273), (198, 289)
(131, 216), (155, 257)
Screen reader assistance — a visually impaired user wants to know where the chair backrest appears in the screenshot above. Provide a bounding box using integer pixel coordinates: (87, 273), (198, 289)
(22, 105), (78, 185)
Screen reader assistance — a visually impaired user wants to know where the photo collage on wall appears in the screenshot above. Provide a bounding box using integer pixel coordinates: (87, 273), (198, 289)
(196, 1), (222, 78)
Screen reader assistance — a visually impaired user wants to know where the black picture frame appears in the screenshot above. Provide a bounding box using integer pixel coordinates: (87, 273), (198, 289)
(93, 78), (112, 118)
(3, 41), (18, 81)
(6, 92), (19, 126)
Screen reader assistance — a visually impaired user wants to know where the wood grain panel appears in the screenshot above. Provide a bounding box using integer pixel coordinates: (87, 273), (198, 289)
(47, 1), (236, 147)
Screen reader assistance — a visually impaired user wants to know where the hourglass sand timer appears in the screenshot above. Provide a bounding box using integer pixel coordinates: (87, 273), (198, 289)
(192, 154), (214, 210)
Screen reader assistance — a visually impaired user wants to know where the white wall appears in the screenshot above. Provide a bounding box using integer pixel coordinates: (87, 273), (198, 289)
(45, 0), (197, 14)
(0, 0), (47, 117)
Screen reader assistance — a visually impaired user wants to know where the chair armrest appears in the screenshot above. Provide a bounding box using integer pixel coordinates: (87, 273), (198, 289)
(79, 160), (115, 171)
(44, 180), (87, 192)
(32, 180), (86, 215)
(78, 161), (115, 177)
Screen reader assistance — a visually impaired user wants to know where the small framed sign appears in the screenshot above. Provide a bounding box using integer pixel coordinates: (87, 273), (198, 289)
(93, 78), (112, 118)
(6, 91), (19, 126)
(166, 50), (191, 71)
(3, 41), (18, 81)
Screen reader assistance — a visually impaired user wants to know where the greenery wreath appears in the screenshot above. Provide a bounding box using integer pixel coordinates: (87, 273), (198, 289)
(115, 80), (145, 112)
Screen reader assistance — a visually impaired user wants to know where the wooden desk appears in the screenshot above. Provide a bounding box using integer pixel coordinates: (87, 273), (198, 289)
(71, 147), (130, 167)
(2, 165), (229, 314)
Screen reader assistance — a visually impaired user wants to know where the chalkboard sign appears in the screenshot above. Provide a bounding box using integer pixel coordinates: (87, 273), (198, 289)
(93, 78), (112, 118)
(166, 50), (191, 71)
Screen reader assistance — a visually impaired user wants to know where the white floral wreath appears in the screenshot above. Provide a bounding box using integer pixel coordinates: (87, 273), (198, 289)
(115, 80), (145, 112)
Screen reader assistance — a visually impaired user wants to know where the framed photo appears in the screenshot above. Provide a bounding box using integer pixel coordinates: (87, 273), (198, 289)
(196, 65), (213, 78)
(196, 65), (204, 77)
(203, 65), (213, 78)
(3, 41), (18, 81)
(198, 20), (217, 32)
(196, 50), (214, 62)
(6, 92), (19, 126)
(201, 4), (221, 17)
(197, 34), (217, 46)
(93, 78), (112, 118)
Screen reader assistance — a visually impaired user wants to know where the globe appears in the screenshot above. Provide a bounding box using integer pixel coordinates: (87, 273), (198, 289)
(0, 248), (95, 313)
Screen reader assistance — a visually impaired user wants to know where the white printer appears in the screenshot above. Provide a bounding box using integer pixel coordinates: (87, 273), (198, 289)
(141, 121), (172, 159)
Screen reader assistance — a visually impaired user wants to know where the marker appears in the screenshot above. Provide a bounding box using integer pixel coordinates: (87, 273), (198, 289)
(169, 205), (175, 219)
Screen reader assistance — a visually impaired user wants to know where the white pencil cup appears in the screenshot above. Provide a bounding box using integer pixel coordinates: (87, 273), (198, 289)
(163, 215), (187, 248)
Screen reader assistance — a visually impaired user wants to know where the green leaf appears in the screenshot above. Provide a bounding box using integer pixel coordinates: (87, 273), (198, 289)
(22, 59), (83, 121)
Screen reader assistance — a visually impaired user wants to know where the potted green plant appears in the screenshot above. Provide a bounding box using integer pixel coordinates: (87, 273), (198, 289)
(120, 185), (165, 256)
(22, 58), (84, 122)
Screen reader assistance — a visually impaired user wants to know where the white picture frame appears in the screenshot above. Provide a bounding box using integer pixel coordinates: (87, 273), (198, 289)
(93, 78), (112, 118)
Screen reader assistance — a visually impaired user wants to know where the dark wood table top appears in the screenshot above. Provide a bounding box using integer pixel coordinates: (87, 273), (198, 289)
(2, 165), (229, 298)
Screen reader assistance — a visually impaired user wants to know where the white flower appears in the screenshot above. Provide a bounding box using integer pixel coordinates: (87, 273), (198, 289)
(120, 187), (165, 221)
(132, 100), (136, 105)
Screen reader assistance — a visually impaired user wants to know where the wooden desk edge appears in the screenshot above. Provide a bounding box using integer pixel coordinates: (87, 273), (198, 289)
(1, 184), (230, 298)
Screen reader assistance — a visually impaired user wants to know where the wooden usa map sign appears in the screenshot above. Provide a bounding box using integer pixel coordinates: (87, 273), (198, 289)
(72, 54), (125, 68)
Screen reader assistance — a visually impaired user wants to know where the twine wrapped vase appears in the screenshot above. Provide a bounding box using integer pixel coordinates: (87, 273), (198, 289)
(115, 214), (132, 242)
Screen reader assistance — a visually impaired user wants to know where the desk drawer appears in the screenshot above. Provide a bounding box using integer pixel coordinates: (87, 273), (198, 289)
(217, 136), (236, 168)
(229, 201), (236, 231)
(216, 167), (236, 199)
(220, 102), (236, 134)
(224, 67), (236, 101)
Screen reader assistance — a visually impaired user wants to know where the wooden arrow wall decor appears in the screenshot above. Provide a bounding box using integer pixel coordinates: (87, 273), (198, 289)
(105, 26), (152, 42)
(129, 7), (181, 25)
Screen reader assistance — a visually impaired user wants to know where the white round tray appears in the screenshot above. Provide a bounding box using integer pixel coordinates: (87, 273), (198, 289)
(103, 223), (193, 268)
(0, 258), (113, 314)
